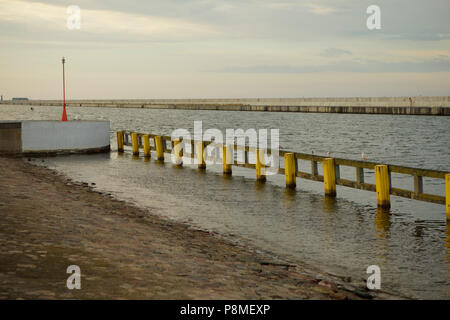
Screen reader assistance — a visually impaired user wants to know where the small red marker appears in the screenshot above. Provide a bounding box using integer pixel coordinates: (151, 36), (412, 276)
(61, 57), (68, 121)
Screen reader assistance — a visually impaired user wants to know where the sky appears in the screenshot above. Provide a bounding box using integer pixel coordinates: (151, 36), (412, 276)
(0, 0), (449, 99)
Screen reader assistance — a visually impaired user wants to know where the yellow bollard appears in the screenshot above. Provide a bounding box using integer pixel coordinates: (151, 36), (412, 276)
(375, 165), (391, 209)
(131, 133), (139, 156)
(284, 153), (296, 189)
(173, 139), (183, 166)
(223, 145), (232, 175)
(446, 174), (450, 220)
(116, 131), (124, 153)
(255, 148), (266, 183)
(155, 136), (164, 161)
(323, 158), (336, 197)
(196, 141), (206, 169)
(143, 134), (150, 158)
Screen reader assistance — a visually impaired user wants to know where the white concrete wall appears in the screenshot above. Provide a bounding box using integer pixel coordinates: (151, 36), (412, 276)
(21, 121), (110, 152)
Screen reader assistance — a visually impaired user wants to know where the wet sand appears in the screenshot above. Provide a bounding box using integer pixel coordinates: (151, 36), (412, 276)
(0, 156), (398, 299)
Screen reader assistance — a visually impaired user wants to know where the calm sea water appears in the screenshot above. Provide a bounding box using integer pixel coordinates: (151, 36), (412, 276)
(2, 104), (449, 299)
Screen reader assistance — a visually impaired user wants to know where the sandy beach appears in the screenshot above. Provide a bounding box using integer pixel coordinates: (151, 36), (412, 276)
(0, 156), (398, 300)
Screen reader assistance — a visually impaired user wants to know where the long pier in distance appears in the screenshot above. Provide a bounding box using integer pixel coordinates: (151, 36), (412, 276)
(2, 96), (450, 115)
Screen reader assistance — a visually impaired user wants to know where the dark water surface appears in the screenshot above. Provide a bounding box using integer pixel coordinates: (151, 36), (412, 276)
(2, 104), (449, 299)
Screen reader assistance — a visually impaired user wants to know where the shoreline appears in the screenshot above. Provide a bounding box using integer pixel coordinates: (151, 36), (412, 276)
(0, 156), (403, 299)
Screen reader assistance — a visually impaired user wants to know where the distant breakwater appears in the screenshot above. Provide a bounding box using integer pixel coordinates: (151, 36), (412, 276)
(2, 96), (450, 115)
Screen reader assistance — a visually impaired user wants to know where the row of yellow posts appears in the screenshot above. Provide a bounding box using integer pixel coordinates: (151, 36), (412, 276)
(322, 158), (391, 208)
(117, 131), (449, 219)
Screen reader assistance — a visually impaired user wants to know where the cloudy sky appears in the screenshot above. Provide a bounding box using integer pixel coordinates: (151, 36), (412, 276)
(0, 0), (449, 99)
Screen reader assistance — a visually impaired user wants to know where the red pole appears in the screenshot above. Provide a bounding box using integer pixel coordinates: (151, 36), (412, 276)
(61, 57), (68, 121)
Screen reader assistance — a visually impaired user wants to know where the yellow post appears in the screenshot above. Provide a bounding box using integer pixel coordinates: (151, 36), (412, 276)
(173, 139), (183, 166)
(116, 131), (124, 153)
(131, 133), (139, 156)
(323, 158), (336, 197)
(446, 174), (450, 220)
(196, 141), (206, 169)
(143, 134), (150, 158)
(223, 145), (232, 175)
(255, 148), (266, 183)
(375, 165), (391, 209)
(155, 136), (164, 161)
(284, 153), (296, 189)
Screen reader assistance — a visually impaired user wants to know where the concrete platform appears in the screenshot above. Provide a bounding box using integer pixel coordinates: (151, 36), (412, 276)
(0, 120), (110, 155)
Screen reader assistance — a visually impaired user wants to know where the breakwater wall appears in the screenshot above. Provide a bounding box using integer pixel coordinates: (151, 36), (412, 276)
(2, 96), (450, 115)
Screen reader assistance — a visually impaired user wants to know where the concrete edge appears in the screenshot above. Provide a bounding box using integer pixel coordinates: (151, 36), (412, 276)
(21, 145), (111, 157)
(0, 145), (111, 157)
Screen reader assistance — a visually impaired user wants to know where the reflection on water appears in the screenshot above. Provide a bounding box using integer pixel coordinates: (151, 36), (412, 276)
(375, 208), (391, 239)
(323, 196), (337, 214)
(446, 224), (450, 282)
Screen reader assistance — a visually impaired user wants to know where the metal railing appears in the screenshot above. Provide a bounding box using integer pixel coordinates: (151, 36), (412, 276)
(119, 131), (449, 211)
